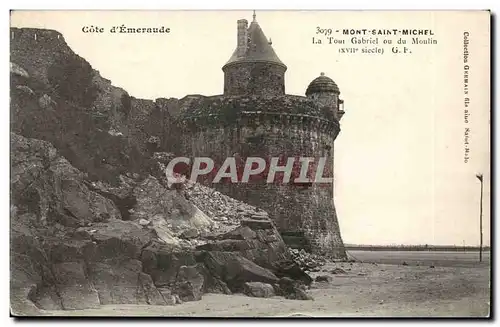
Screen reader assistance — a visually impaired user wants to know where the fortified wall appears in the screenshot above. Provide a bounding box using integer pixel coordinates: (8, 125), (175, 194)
(177, 95), (345, 257)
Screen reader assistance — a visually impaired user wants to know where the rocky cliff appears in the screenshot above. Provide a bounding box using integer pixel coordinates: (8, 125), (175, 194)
(10, 27), (185, 184)
(10, 27), (314, 315)
(11, 132), (312, 315)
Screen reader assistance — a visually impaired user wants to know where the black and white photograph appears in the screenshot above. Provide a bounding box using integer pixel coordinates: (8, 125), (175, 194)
(9, 10), (491, 317)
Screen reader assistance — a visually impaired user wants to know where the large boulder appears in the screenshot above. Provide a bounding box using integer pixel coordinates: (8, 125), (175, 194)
(130, 176), (214, 240)
(197, 220), (291, 267)
(139, 273), (168, 305)
(51, 261), (100, 310)
(273, 259), (313, 286)
(82, 220), (155, 261)
(140, 240), (197, 286)
(242, 282), (275, 298)
(10, 133), (121, 227)
(199, 251), (279, 292)
(140, 241), (206, 303)
(76, 221), (167, 306)
(173, 265), (205, 302)
(88, 259), (151, 305)
(195, 215), (313, 287)
(277, 277), (313, 301)
(195, 263), (232, 295)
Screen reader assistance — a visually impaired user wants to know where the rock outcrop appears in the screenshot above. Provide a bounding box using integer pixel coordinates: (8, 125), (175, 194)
(10, 27), (319, 315)
(10, 132), (313, 315)
(11, 133), (121, 227)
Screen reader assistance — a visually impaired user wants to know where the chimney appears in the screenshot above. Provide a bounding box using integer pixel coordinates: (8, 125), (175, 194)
(236, 19), (248, 58)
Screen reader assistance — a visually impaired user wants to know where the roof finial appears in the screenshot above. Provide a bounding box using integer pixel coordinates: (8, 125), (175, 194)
(253, 10), (256, 22)
(320, 72), (325, 76)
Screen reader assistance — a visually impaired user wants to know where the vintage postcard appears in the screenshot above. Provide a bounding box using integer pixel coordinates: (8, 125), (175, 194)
(9, 10), (491, 317)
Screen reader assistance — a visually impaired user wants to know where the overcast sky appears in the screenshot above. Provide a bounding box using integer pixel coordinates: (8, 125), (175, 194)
(11, 10), (491, 246)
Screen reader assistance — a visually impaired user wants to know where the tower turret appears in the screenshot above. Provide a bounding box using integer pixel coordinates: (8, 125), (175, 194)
(306, 72), (345, 120)
(222, 13), (287, 96)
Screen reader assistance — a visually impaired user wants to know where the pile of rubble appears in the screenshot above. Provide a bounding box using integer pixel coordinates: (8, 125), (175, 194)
(183, 182), (270, 231)
(155, 154), (270, 233)
(288, 248), (327, 272)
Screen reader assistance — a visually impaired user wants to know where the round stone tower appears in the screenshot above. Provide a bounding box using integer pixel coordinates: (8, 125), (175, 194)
(177, 14), (347, 259)
(222, 13), (287, 97)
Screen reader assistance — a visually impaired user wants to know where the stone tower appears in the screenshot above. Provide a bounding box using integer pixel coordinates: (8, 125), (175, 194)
(178, 14), (347, 259)
(222, 13), (287, 96)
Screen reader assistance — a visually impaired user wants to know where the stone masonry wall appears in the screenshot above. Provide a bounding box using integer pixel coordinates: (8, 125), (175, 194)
(177, 96), (346, 258)
(223, 62), (286, 97)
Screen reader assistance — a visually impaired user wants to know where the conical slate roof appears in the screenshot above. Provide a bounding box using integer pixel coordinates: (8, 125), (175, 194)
(223, 18), (286, 69)
(306, 73), (340, 95)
